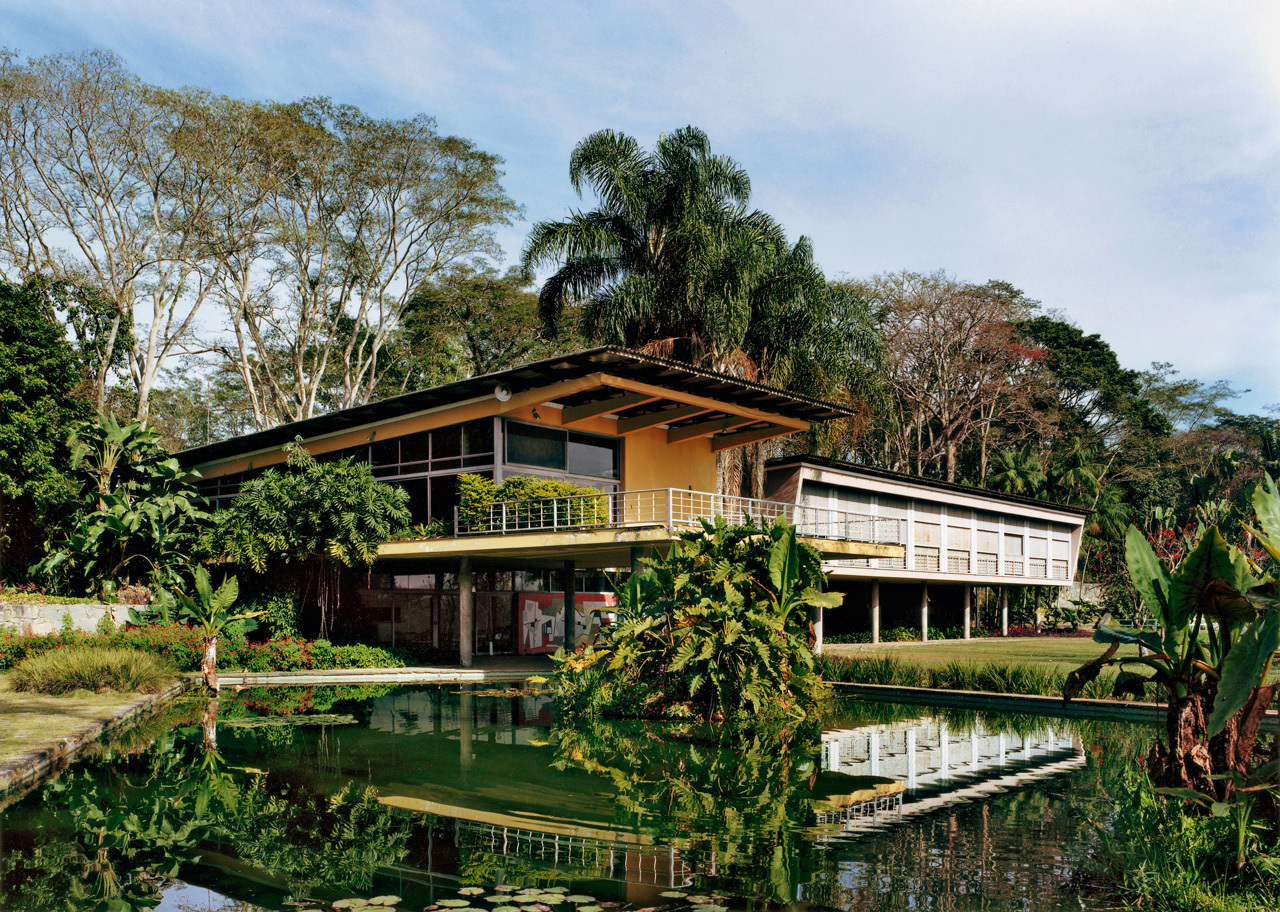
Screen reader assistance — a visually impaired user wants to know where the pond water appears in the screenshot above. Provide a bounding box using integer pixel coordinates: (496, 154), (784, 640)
(0, 685), (1151, 912)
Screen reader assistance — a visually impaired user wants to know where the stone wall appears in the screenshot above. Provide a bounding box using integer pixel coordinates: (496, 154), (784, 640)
(0, 602), (130, 636)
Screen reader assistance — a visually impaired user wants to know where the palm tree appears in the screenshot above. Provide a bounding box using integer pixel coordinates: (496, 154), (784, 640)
(986, 446), (1047, 497)
(1048, 438), (1103, 504)
(523, 127), (782, 368)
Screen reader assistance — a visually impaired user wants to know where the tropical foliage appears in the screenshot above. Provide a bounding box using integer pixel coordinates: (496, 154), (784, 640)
(1065, 474), (1280, 877)
(203, 441), (410, 638)
(455, 472), (609, 533)
(39, 414), (209, 596)
(554, 517), (840, 722)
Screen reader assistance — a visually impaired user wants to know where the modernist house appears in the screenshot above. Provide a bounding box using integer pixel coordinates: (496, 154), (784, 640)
(766, 456), (1089, 643)
(180, 347), (903, 664)
(180, 347), (1086, 662)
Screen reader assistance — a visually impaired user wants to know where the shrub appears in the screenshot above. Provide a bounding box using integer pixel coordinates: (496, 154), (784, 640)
(10, 646), (177, 694)
(0, 625), (402, 673)
(458, 473), (609, 532)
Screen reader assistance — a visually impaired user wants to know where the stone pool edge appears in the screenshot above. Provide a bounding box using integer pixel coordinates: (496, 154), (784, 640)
(833, 680), (1279, 729)
(216, 666), (539, 686)
(0, 678), (193, 800)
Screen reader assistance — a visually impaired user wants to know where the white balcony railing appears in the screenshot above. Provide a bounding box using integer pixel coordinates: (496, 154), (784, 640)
(454, 488), (906, 546)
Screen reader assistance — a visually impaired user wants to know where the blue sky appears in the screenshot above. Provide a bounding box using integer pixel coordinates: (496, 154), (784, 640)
(7, 0), (1279, 413)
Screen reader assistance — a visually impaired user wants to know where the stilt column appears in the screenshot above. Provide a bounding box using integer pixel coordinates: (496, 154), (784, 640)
(871, 581), (881, 645)
(920, 582), (929, 642)
(563, 559), (577, 650)
(1001, 586), (1009, 637)
(458, 558), (473, 667)
(963, 584), (972, 640)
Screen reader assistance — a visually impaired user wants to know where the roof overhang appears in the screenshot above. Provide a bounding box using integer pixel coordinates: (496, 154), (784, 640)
(179, 347), (855, 471)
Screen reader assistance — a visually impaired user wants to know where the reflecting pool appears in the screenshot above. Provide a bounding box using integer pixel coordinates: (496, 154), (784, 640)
(0, 685), (1149, 911)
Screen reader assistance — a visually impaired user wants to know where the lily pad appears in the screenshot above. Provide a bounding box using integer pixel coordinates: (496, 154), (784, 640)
(494, 886), (518, 893)
(459, 889), (487, 896)
(487, 896), (510, 902)
(536, 897), (564, 904)
(371, 900), (402, 908)
(543, 888), (569, 895)
(693, 905), (728, 912)
(688, 899), (711, 905)
(578, 906), (603, 912)
(439, 901), (472, 908)
(520, 906), (543, 911)
(659, 893), (687, 900)
(565, 898), (595, 904)
(493, 907), (521, 912)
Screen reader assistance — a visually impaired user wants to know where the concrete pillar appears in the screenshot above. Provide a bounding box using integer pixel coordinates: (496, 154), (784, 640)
(812, 603), (825, 655)
(1001, 587), (1009, 637)
(563, 560), (577, 650)
(963, 584), (972, 640)
(1035, 586), (1043, 631)
(459, 684), (474, 779)
(920, 582), (929, 642)
(871, 581), (881, 645)
(906, 728), (917, 790)
(458, 558), (473, 667)
(630, 546), (646, 576)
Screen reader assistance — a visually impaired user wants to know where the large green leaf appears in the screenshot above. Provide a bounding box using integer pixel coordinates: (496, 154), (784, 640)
(1254, 474), (1280, 546)
(768, 525), (799, 594)
(1207, 611), (1280, 737)
(1093, 624), (1164, 653)
(1125, 525), (1171, 627)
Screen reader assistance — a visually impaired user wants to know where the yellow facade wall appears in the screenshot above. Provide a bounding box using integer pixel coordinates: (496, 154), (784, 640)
(621, 427), (717, 492)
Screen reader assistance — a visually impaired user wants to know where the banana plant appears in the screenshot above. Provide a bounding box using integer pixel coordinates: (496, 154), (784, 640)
(174, 566), (262, 692)
(1065, 475), (1280, 801)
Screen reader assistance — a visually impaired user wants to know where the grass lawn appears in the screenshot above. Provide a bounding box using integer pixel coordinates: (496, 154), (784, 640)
(823, 637), (1127, 673)
(0, 673), (151, 775)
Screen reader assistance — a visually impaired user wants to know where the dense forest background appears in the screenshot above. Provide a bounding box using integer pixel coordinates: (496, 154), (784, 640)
(1, 50), (1275, 610)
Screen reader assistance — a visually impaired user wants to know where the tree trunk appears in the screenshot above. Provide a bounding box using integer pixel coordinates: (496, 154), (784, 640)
(201, 635), (219, 692)
(201, 698), (218, 751)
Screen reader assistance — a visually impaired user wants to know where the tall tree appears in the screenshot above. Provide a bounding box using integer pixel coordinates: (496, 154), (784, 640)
(0, 278), (91, 573)
(0, 51), (278, 420)
(858, 272), (1041, 482)
(221, 99), (521, 425)
(403, 264), (581, 378)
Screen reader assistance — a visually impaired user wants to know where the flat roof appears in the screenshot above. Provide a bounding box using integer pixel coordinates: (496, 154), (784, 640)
(178, 347), (856, 467)
(767, 454), (1092, 516)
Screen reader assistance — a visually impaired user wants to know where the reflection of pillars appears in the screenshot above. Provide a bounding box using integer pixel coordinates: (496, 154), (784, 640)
(1022, 733), (1033, 761)
(1000, 587), (1009, 637)
(828, 739), (841, 772)
(459, 685), (474, 781)
(906, 729), (917, 789)
(563, 560), (577, 650)
(998, 733), (1007, 767)
(970, 730), (978, 773)
(963, 585), (971, 640)
(940, 723), (950, 780)
(920, 583), (929, 642)
(871, 581), (881, 644)
(870, 731), (880, 776)
(459, 558), (474, 667)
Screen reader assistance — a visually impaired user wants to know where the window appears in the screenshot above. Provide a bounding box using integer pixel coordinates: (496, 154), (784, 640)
(505, 421), (619, 480)
(1004, 534), (1024, 558)
(507, 423), (566, 470)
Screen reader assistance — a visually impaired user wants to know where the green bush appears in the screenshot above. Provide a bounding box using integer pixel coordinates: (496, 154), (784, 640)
(1090, 766), (1280, 911)
(10, 646), (177, 694)
(0, 625), (403, 673)
(458, 473), (609, 532)
(251, 592), (300, 639)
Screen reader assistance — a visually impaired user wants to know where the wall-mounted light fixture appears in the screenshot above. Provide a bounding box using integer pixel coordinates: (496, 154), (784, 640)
(494, 383), (513, 402)
(532, 407), (541, 421)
